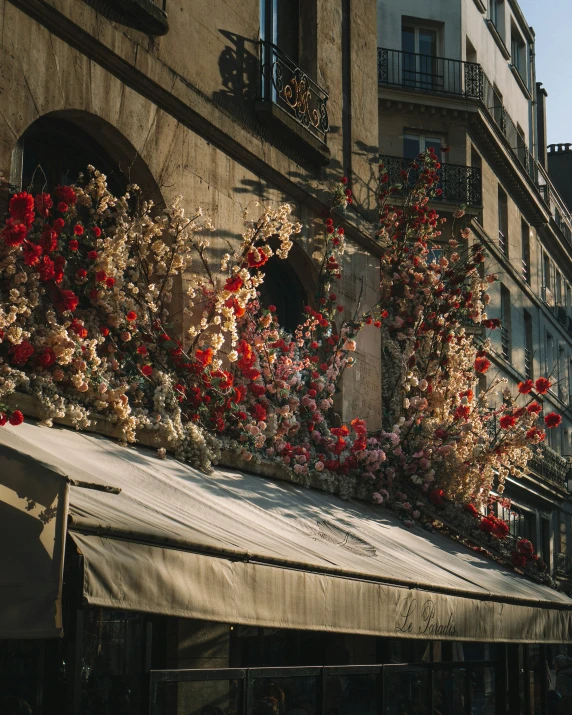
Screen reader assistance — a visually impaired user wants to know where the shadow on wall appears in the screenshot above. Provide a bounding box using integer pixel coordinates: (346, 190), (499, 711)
(214, 30), (260, 113)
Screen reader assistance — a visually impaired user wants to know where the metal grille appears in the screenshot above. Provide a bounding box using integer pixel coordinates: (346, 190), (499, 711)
(378, 155), (482, 206)
(377, 48), (539, 188)
(500, 326), (511, 361)
(524, 348), (533, 380)
(259, 41), (329, 144)
(529, 443), (570, 489)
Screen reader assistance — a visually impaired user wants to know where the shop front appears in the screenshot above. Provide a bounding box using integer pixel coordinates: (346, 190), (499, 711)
(1, 421), (572, 714)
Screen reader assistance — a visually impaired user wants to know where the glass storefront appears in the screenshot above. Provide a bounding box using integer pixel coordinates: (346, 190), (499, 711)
(2, 608), (572, 714)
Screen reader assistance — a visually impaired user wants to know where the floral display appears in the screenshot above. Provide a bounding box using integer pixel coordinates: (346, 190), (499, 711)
(0, 153), (559, 583)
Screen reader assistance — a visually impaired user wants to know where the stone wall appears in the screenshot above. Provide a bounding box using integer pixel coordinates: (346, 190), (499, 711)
(0, 0), (383, 427)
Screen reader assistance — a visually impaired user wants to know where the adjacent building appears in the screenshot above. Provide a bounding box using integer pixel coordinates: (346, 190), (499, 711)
(377, 0), (572, 597)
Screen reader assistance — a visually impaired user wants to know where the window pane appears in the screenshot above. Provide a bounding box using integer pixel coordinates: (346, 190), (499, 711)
(250, 675), (319, 715)
(434, 668), (468, 715)
(418, 30), (437, 57)
(404, 134), (420, 159)
(471, 666), (496, 715)
(402, 26), (415, 54)
(383, 667), (431, 715)
(324, 673), (381, 715)
(153, 679), (244, 715)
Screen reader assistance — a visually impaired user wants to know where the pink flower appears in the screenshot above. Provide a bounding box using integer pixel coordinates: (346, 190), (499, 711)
(372, 492), (384, 504)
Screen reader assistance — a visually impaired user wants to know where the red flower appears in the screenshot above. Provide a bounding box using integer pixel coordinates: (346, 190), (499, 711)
(527, 402), (542, 414)
(517, 539), (534, 555)
(137, 345), (147, 355)
(544, 412), (562, 429)
(55, 185), (77, 205)
(76, 268), (87, 279)
(526, 427), (545, 442)
(53, 218), (65, 232)
(535, 377), (551, 394)
(429, 489), (445, 507)
(2, 219), (27, 247)
(464, 503), (479, 517)
(268, 305), (276, 312)
(69, 239), (79, 251)
(9, 340), (35, 366)
(93, 226), (102, 237)
(512, 553), (527, 568)
(105, 277), (115, 288)
(9, 192), (35, 226)
(73, 224), (84, 236)
(38, 347), (56, 368)
(474, 356), (491, 373)
(126, 311), (137, 321)
(141, 365), (153, 376)
(8, 410), (24, 426)
(331, 425), (350, 437)
(249, 383), (266, 397)
(351, 418), (367, 435)
(251, 403), (267, 422)
(38, 256), (55, 281)
(100, 327), (110, 337)
(225, 275), (244, 292)
(95, 271), (107, 282)
(35, 193), (53, 218)
(23, 242), (43, 267)
(55, 289), (79, 313)
(455, 405), (471, 420)
(246, 249), (268, 268)
(57, 202), (69, 213)
(499, 414), (517, 429)
(0, 413), (6, 427)
(340, 176), (348, 184)
(69, 319), (88, 339)
(88, 251), (98, 260)
(518, 380), (534, 394)
(195, 348), (214, 366)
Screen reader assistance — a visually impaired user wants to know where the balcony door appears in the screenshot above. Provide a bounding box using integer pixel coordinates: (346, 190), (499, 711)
(402, 25), (439, 90)
(403, 133), (443, 160)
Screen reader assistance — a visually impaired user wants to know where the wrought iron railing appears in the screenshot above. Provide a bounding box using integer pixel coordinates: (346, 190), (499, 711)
(524, 348), (533, 380)
(378, 155), (482, 206)
(377, 49), (538, 186)
(258, 41), (329, 144)
(538, 171), (572, 246)
(529, 443), (570, 489)
(500, 326), (511, 361)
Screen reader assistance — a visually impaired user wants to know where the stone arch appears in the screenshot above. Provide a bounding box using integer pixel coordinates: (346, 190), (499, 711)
(258, 238), (319, 333)
(11, 110), (164, 208)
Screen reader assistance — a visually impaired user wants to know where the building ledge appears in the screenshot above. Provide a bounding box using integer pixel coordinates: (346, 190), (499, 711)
(510, 64), (532, 100)
(83, 0), (169, 36)
(485, 20), (511, 60)
(472, 0), (486, 13)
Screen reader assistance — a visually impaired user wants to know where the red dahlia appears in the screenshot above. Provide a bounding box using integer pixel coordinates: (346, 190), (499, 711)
(544, 412), (562, 429)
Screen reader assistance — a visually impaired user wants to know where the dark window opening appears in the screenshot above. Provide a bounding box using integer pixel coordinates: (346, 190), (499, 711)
(258, 257), (307, 334)
(17, 117), (126, 197)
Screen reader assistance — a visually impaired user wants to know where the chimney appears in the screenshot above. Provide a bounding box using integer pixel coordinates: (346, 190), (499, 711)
(548, 144), (572, 214)
(536, 82), (548, 170)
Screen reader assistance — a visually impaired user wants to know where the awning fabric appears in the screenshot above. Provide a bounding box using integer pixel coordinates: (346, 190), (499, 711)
(1, 421), (572, 642)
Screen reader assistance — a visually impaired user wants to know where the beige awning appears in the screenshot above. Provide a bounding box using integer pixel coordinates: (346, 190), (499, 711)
(1, 421), (572, 642)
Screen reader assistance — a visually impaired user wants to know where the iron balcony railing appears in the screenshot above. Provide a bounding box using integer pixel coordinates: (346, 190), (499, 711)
(529, 443), (571, 490)
(500, 326), (511, 361)
(539, 179), (572, 246)
(378, 48), (538, 186)
(379, 155), (482, 207)
(258, 41), (329, 144)
(524, 348), (533, 380)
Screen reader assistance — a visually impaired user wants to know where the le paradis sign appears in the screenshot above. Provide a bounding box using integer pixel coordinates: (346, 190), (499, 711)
(395, 597), (457, 637)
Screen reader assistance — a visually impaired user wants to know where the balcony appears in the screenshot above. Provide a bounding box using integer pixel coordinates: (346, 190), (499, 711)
(256, 41), (330, 163)
(83, 0), (169, 35)
(379, 155), (482, 207)
(377, 48), (538, 187)
(529, 443), (571, 491)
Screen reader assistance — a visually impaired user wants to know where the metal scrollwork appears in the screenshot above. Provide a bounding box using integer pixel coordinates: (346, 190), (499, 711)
(260, 42), (329, 143)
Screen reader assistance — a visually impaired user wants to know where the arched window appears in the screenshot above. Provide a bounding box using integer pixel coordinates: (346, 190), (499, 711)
(258, 256), (307, 334)
(13, 117), (126, 196)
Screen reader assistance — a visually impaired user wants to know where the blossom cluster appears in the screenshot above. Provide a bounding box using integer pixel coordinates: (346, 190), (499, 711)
(0, 154), (558, 584)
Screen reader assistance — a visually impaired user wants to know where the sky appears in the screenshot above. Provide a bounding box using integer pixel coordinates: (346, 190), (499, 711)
(518, 0), (572, 144)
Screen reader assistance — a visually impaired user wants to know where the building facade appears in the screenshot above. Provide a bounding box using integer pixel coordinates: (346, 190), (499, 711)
(377, 0), (572, 595)
(2, 2), (572, 715)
